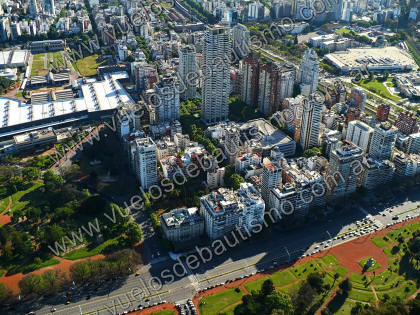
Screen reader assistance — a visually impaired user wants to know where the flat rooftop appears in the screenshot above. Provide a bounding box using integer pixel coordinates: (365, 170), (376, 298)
(325, 47), (417, 70)
(0, 72), (133, 137)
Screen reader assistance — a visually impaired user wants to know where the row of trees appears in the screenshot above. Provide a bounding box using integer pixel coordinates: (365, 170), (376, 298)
(182, 0), (218, 24)
(17, 249), (141, 298)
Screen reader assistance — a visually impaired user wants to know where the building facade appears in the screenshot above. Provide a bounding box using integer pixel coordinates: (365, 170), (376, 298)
(345, 120), (373, 153)
(369, 122), (397, 160)
(135, 137), (158, 189)
(201, 26), (231, 124)
(178, 45), (198, 100)
(200, 183), (265, 240)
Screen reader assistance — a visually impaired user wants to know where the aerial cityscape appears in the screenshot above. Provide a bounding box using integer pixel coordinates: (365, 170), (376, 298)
(0, 0), (419, 314)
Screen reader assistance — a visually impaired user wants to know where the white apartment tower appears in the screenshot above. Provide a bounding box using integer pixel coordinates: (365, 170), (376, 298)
(297, 49), (319, 96)
(178, 46), (198, 100)
(299, 95), (323, 150)
(232, 24), (250, 59)
(328, 142), (364, 198)
(200, 183), (265, 240)
(345, 120), (374, 153)
(369, 122), (397, 160)
(407, 132), (420, 154)
(154, 74), (180, 123)
(201, 26), (231, 124)
(135, 137), (158, 189)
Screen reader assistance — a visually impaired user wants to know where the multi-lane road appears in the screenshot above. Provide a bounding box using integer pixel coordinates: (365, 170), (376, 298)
(24, 187), (420, 315)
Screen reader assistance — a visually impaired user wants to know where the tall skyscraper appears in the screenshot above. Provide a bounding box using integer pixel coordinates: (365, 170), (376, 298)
(135, 137), (158, 189)
(201, 26), (231, 124)
(369, 122), (397, 160)
(346, 120), (374, 153)
(299, 94), (323, 150)
(154, 74), (180, 123)
(178, 45), (198, 100)
(241, 55), (261, 107)
(297, 49), (319, 96)
(232, 24), (250, 59)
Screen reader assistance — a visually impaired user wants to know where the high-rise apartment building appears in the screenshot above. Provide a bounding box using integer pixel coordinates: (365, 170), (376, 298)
(369, 122), (397, 160)
(359, 158), (394, 191)
(135, 137), (158, 189)
(200, 183), (265, 240)
(29, 0), (39, 17)
(232, 24), (250, 59)
(348, 87), (366, 113)
(178, 45), (198, 100)
(299, 95), (323, 150)
(154, 74), (180, 123)
(297, 49), (319, 96)
(407, 132), (420, 154)
(258, 62), (295, 116)
(241, 55), (261, 107)
(242, 57), (294, 116)
(261, 161), (282, 205)
(224, 126), (241, 164)
(345, 120), (374, 153)
(0, 17), (10, 42)
(201, 26), (231, 124)
(376, 104), (390, 122)
(394, 111), (419, 135)
(10, 23), (21, 41)
(327, 141), (364, 198)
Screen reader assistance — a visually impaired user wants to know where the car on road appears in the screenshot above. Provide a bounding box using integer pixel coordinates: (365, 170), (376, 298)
(392, 216), (399, 220)
(50, 308), (56, 313)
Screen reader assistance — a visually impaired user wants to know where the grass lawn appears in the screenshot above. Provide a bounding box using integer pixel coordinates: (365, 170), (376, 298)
(62, 237), (121, 260)
(330, 299), (357, 315)
(16, 257), (60, 274)
(386, 227), (413, 242)
(73, 54), (104, 77)
(374, 276), (405, 291)
(279, 280), (302, 295)
(150, 311), (176, 315)
(358, 257), (381, 272)
(223, 303), (238, 315)
(15, 91), (23, 97)
(31, 53), (46, 76)
(270, 269), (297, 287)
(371, 270), (398, 286)
(198, 287), (244, 315)
(358, 78), (402, 102)
(332, 266), (349, 278)
(406, 221), (420, 232)
(348, 288), (376, 303)
(52, 52), (65, 68)
(370, 236), (389, 248)
(335, 27), (357, 35)
(321, 254), (340, 267)
(383, 245), (405, 258)
(290, 260), (323, 279)
(244, 277), (268, 293)
(0, 182), (43, 214)
(376, 280), (417, 300)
